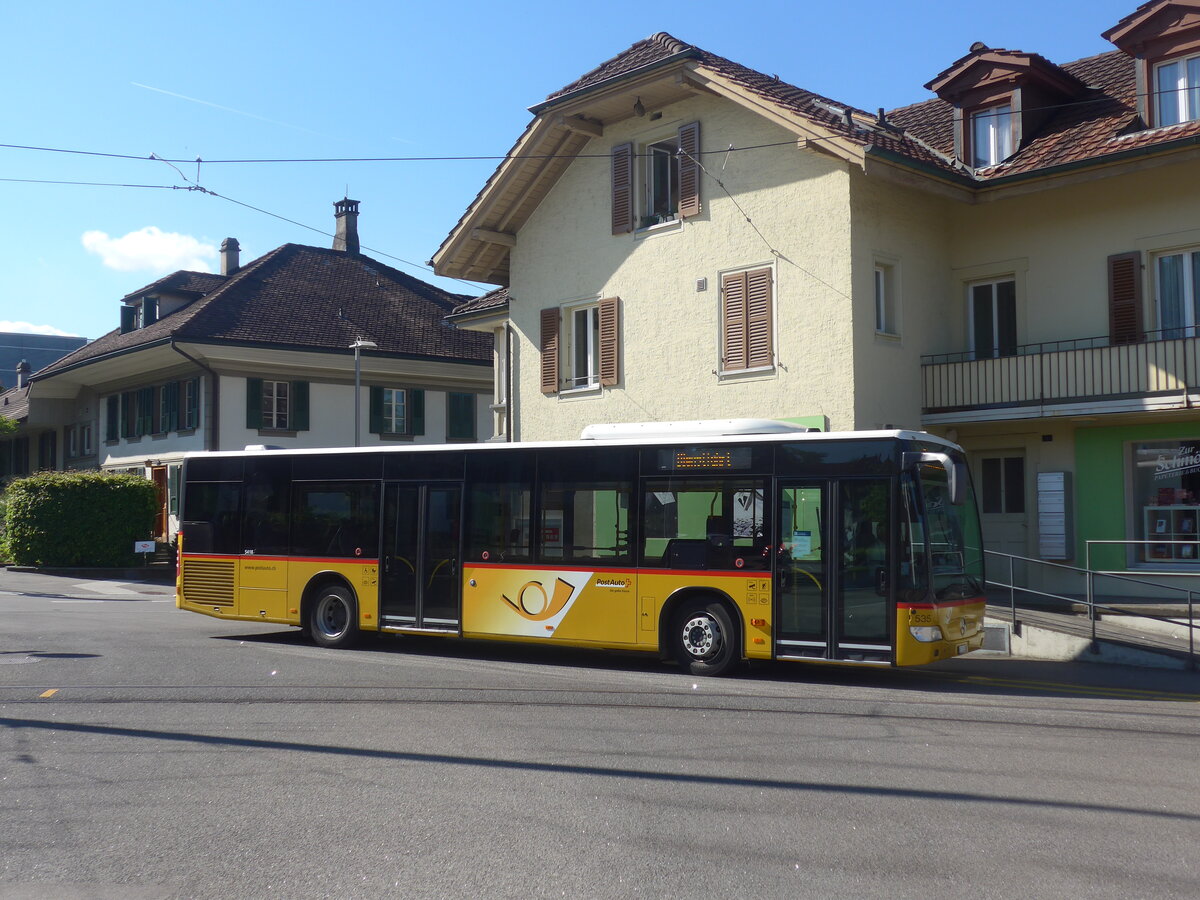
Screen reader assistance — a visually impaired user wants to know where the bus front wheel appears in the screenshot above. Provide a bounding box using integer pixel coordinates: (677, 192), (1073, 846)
(671, 601), (738, 677)
(308, 585), (360, 649)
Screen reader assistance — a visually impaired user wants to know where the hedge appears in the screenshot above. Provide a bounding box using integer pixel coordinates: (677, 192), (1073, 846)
(3, 471), (159, 567)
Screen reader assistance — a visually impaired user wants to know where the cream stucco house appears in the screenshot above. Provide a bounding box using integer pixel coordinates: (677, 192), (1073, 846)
(435, 1), (1200, 581)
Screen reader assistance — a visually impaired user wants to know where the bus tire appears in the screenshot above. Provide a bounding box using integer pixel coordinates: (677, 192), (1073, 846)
(308, 585), (360, 649)
(671, 600), (739, 677)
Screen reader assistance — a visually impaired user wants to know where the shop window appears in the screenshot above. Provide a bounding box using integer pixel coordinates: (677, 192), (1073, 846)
(1132, 440), (1200, 563)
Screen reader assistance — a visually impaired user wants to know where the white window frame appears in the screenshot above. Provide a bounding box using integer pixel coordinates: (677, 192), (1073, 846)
(1154, 246), (1200, 338)
(562, 300), (601, 393)
(1154, 54), (1200, 127)
(67, 425), (79, 459)
(638, 134), (680, 230)
(262, 380), (289, 430)
(874, 260), (900, 336)
(380, 387), (407, 434)
(970, 104), (1013, 167)
(80, 422), (93, 456)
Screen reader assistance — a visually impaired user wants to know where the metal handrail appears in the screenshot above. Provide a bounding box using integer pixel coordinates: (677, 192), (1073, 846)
(984, 548), (1197, 669)
(922, 327), (1199, 365)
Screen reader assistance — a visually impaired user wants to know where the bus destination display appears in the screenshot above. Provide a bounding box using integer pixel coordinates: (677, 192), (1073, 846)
(657, 447), (752, 472)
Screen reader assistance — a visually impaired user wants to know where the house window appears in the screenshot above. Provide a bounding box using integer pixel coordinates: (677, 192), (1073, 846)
(874, 263), (899, 335)
(1155, 247), (1200, 338)
(540, 298), (620, 394)
(1154, 54), (1200, 127)
(263, 381), (288, 429)
(968, 278), (1017, 359)
(105, 396), (119, 442)
(246, 378), (309, 432)
(970, 105), (1013, 167)
(447, 392), (477, 442)
(980, 456), (1025, 515)
(80, 423), (92, 456)
(382, 388), (406, 433)
(567, 304), (600, 390)
(720, 267), (774, 373)
(369, 387), (425, 437)
(642, 139), (680, 228)
(67, 425), (79, 459)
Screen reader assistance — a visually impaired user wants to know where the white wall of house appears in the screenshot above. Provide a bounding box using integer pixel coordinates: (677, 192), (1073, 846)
(849, 168), (954, 431)
(509, 92), (857, 441)
(219, 375), (490, 450)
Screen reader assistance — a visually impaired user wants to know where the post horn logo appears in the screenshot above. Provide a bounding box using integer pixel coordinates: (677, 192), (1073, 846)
(502, 577), (576, 622)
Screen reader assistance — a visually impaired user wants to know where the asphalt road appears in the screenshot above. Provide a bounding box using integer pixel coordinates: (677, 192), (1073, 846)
(2, 568), (1199, 900)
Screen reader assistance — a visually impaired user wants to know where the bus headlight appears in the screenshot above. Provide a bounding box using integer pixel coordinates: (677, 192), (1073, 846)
(909, 625), (944, 643)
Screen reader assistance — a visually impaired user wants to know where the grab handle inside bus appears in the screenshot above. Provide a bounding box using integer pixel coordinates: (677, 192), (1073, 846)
(901, 451), (967, 506)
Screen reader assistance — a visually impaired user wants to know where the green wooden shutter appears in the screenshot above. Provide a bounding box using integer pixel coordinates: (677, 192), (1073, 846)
(186, 378), (200, 429)
(369, 386), (384, 434)
(121, 392), (134, 438)
(411, 389), (425, 436)
(120, 305), (136, 334)
(139, 387), (155, 435)
(164, 381), (180, 431)
(448, 393), (476, 441)
(105, 396), (119, 441)
(290, 381), (309, 431)
(246, 378), (263, 429)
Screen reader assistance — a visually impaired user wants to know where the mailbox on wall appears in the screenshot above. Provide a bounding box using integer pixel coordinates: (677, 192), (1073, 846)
(1037, 471), (1073, 560)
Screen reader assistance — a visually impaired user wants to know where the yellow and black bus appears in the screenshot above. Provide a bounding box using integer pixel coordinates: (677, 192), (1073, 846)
(177, 421), (985, 676)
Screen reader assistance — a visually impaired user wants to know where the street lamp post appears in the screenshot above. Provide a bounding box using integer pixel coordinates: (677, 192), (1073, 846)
(349, 338), (378, 447)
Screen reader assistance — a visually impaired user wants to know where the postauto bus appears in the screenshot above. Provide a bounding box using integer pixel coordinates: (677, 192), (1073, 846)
(177, 420), (985, 676)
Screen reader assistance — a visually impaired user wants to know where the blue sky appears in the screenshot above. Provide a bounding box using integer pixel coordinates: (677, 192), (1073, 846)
(2, 0), (1138, 343)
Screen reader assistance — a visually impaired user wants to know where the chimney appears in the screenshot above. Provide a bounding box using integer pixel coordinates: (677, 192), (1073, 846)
(334, 198), (360, 254)
(16, 359), (31, 390)
(220, 237), (241, 276)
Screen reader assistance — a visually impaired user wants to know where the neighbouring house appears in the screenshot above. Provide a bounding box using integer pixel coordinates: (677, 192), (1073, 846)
(434, 1), (1200, 585)
(4, 199), (492, 540)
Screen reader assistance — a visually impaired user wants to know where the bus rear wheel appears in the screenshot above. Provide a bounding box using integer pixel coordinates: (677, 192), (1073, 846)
(308, 585), (359, 649)
(672, 601), (739, 677)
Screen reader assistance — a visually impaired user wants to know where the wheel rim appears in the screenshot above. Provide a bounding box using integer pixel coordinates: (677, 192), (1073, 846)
(314, 594), (349, 641)
(680, 614), (722, 660)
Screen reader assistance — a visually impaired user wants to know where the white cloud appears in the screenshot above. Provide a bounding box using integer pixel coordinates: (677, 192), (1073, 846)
(82, 226), (217, 273)
(0, 321), (81, 337)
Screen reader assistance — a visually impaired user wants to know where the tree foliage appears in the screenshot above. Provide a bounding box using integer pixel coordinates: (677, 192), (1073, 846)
(3, 471), (158, 567)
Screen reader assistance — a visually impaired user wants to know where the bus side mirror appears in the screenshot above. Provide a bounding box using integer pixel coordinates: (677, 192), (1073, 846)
(902, 452), (967, 506)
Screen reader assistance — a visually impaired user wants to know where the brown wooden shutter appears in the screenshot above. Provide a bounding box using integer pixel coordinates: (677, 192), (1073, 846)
(540, 307), (560, 394)
(598, 297), (620, 386)
(1107, 251), (1143, 345)
(677, 121), (701, 219)
(722, 268), (773, 371)
(611, 143), (633, 235)
(746, 268), (774, 368)
(722, 272), (748, 371)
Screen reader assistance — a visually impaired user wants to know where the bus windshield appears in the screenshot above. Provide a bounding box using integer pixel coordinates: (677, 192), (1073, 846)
(906, 464), (986, 602)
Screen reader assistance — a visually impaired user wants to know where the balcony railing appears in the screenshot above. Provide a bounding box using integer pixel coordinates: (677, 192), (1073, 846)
(922, 329), (1200, 415)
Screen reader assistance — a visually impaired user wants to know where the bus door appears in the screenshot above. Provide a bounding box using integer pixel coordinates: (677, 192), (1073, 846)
(776, 479), (892, 663)
(380, 483), (462, 631)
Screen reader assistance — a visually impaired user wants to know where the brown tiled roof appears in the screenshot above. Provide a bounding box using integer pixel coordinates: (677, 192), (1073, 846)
(36, 245), (491, 379)
(449, 286), (509, 319)
(546, 32), (1200, 184)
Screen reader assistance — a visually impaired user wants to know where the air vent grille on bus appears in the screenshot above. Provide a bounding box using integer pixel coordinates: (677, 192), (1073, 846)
(182, 559), (235, 607)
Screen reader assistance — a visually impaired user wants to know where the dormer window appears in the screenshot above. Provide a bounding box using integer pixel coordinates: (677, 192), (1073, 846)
(971, 104), (1014, 166)
(1154, 53), (1200, 126)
